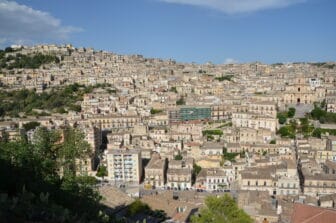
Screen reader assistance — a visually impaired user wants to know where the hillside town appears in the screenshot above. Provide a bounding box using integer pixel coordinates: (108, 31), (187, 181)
(1, 44), (336, 223)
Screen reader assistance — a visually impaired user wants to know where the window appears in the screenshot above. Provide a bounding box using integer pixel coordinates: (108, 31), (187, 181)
(248, 181), (250, 186)
(264, 181), (267, 186)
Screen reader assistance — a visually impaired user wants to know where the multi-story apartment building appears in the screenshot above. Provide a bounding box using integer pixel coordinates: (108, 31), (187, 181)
(241, 160), (299, 196)
(195, 168), (231, 191)
(232, 112), (278, 132)
(166, 159), (193, 190)
(144, 152), (167, 188)
(106, 148), (142, 184)
(301, 159), (336, 196)
(276, 160), (300, 196)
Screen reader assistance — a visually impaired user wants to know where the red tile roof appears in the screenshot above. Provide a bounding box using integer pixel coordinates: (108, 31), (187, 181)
(291, 203), (336, 223)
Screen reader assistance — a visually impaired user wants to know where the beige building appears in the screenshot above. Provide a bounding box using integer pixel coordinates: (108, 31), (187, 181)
(301, 159), (336, 196)
(106, 148), (142, 184)
(195, 168), (231, 191)
(232, 112), (278, 132)
(282, 76), (325, 105)
(166, 159), (193, 190)
(144, 152), (167, 188)
(241, 160), (299, 196)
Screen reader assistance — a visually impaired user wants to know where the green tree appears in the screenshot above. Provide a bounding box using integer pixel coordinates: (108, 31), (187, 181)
(278, 126), (295, 138)
(127, 199), (150, 216)
(287, 108), (296, 118)
(191, 194), (253, 223)
(22, 121), (40, 131)
(312, 128), (322, 138)
(170, 86), (178, 93)
(0, 128), (109, 222)
(192, 163), (202, 184)
(150, 108), (163, 114)
(193, 164), (202, 176)
(174, 153), (183, 160)
(96, 165), (108, 180)
(277, 113), (287, 124)
(176, 96), (186, 105)
(32, 127), (61, 177)
(58, 127), (91, 176)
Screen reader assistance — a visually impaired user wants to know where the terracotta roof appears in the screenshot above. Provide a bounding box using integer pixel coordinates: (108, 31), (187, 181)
(291, 203), (336, 223)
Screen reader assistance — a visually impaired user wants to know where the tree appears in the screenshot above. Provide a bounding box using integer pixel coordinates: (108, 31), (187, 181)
(96, 165), (108, 180)
(0, 129), (110, 222)
(192, 163), (202, 184)
(287, 108), (296, 118)
(193, 164), (202, 175)
(23, 121), (40, 131)
(312, 128), (322, 138)
(127, 199), (150, 216)
(170, 87), (178, 93)
(277, 113), (287, 124)
(32, 127), (61, 177)
(150, 108), (163, 115)
(58, 127), (92, 176)
(176, 96), (186, 105)
(174, 153), (183, 160)
(278, 126), (295, 138)
(191, 194), (253, 223)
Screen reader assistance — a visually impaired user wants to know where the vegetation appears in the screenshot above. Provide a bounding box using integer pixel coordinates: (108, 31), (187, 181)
(202, 129), (223, 136)
(297, 118), (314, 137)
(127, 199), (150, 216)
(278, 118), (316, 138)
(287, 108), (296, 118)
(277, 113), (287, 124)
(192, 163), (202, 185)
(222, 147), (242, 162)
(309, 104), (336, 123)
(22, 121), (40, 131)
(127, 199), (167, 222)
(150, 108), (163, 115)
(254, 92), (264, 95)
(277, 112), (336, 139)
(170, 86), (177, 93)
(207, 135), (215, 141)
(191, 194), (253, 223)
(215, 75), (234, 82)
(269, 139), (276, 144)
(277, 120), (297, 138)
(0, 83), (94, 117)
(193, 163), (202, 176)
(312, 128), (336, 138)
(0, 126), (111, 222)
(309, 62), (336, 69)
(218, 122), (232, 128)
(96, 165), (108, 180)
(174, 153), (183, 160)
(277, 108), (296, 124)
(0, 52), (60, 70)
(176, 96), (186, 105)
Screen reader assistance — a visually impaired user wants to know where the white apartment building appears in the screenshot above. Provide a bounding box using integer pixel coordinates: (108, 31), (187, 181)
(106, 148), (142, 184)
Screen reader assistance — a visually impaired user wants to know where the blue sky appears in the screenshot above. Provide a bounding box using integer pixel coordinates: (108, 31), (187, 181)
(0, 0), (335, 64)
